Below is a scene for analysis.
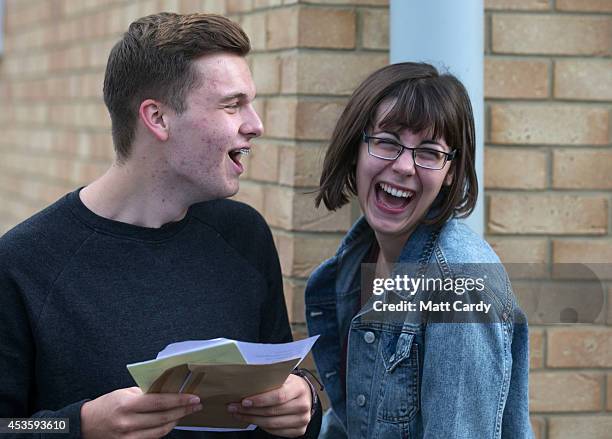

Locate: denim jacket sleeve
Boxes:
[421,321,511,438]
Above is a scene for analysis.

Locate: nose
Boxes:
[240,104,264,139]
[391,148,416,176]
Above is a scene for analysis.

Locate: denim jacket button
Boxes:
[356,394,366,406]
[363,331,375,344]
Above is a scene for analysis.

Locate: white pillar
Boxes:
[390,0,484,235]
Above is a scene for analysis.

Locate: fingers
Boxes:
[231,412,310,438]
[240,374,305,408]
[129,392,201,413]
[128,403,203,431]
[228,376,313,438]
[227,397,309,417]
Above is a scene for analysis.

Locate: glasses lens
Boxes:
[415,144,446,169]
[368,137,401,159]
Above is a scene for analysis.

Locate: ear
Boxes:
[139,99,169,142]
[443,164,454,186]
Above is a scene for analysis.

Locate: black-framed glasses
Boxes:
[363,132,457,170]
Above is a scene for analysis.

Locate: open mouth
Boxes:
[375,182,415,211]
[228,147,250,172]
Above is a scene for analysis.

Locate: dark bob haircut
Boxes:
[315,62,478,228]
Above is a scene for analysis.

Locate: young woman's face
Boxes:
[356,100,454,244]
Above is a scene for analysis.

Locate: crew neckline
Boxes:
[66,188,191,241]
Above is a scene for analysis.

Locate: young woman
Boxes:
[305,63,532,438]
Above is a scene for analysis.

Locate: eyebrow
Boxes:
[219,92,250,103]
[372,129,444,147]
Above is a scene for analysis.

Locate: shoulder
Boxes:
[0,194,94,294]
[189,199,277,274]
[190,198,271,240]
[437,219,501,264]
[436,219,516,317]
[1,195,87,260]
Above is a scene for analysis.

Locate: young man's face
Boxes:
[163,53,263,201]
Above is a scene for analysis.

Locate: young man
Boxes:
[0,13,320,439]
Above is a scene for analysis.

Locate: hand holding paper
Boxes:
[126,336,320,432]
[80,387,202,439]
[227,373,313,438]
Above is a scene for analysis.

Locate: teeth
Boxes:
[379,183,413,199]
[238,148,250,155]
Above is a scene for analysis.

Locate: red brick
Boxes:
[485,58,549,99]
[492,14,612,55]
[264,185,293,229]
[283,277,306,324]
[490,104,610,145]
[609,287,612,326]
[263,186,352,232]
[276,231,341,277]
[254,0,282,8]
[278,142,325,187]
[488,194,608,235]
[198,0,226,14]
[227,0,254,13]
[608,373,612,411]
[530,416,545,439]
[240,12,266,51]
[361,8,388,49]
[249,141,279,183]
[300,0,388,4]
[293,52,388,95]
[292,190,353,232]
[548,416,612,439]
[555,60,612,101]
[296,99,347,141]
[484,147,547,189]
[548,327,612,367]
[556,0,612,12]
[530,371,603,412]
[485,0,549,9]
[553,240,612,264]
[512,279,606,325]
[530,329,545,369]
[299,7,356,49]
[487,237,549,274]
[232,181,265,213]
[251,53,281,94]
[553,150,612,190]
[265,97,297,139]
[266,7,298,50]
[280,53,298,93]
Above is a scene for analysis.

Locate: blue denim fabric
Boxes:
[305,218,533,438]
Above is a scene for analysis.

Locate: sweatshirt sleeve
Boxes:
[0,264,86,438]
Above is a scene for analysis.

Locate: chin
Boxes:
[366,210,420,238]
[223,182,240,199]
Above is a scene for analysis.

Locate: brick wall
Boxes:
[1,1,611,437]
[484,0,612,437]
[226,0,388,332]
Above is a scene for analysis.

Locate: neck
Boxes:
[374,230,412,278]
[80,159,194,228]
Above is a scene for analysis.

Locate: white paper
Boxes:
[157,335,320,432]
[235,336,319,365]
[156,338,234,359]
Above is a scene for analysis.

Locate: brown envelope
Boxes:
[148,358,300,429]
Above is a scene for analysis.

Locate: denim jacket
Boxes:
[305,217,533,438]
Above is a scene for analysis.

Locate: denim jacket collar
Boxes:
[332,216,440,297]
